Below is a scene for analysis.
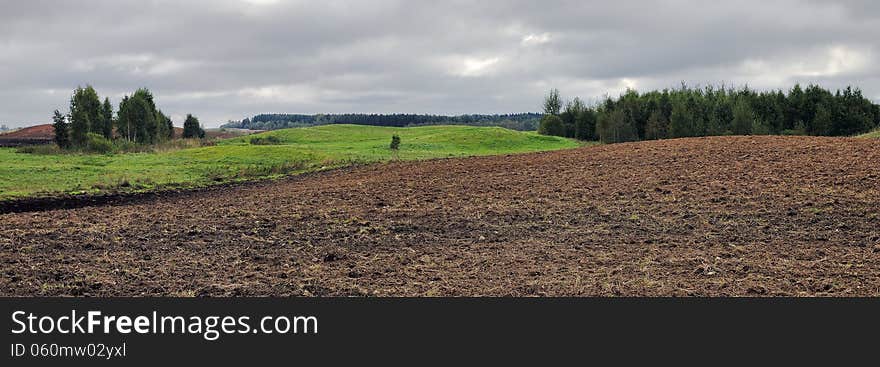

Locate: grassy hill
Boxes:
[858,129,880,138]
[0,124,579,199]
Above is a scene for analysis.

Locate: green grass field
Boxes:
[858,129,880,138]
[0,124,580,200]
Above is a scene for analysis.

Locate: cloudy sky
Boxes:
[1,0,878,127]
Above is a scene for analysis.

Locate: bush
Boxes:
[250,135,282,145]
[16,144,63,155]
[537,115,564,136]
[781,121,807,136]
[85,133,114,154]
[751,119,772,135]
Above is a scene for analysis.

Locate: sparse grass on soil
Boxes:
[0,124,579,199]
[2,135,878,296]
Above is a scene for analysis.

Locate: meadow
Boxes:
[0,124,579,199]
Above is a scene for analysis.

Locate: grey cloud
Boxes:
[0,0,878,127]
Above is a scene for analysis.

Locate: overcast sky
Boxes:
[1,0,878,127]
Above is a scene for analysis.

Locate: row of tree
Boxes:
[53,86,204,149]
[538,84,880,143]
[221,113,544,131]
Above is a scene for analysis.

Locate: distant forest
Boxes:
[221,113,543,131]
[537,84,880,143]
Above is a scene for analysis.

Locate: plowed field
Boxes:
[2,136,879,296]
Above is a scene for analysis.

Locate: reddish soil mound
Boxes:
[2,136,879,296]
[0,124,53,139]
[0,124,54,146]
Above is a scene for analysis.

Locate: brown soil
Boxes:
[0,124,54,146]
[2,136,879,296]
[0,124,53,139]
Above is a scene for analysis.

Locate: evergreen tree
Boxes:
[811,103,832,136]
[537,83,877,143]
[390,135,400,150]
[69,106,90,146]
[669,100,694,138]
[183,114,204,139]
[52,110,70,149]
[732,99,754,135]
[752,119,772,135]
[574,108,597,140]
[155,110,171,142]
[597,109,637,143]
[117,96,133,141]
[165,115,175,139]
[134,97,155,143]
[100,97,113,139]
[645,109,668,140]
[786,84,805,131]
[561,98,586,138]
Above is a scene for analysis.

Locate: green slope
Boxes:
[857,129,880,138]
[0,124,579,199]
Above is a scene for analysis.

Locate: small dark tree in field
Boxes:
[182,114,204,139]
[390,134,401,159]
[52,110,70,149]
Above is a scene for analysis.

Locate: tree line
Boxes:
[52,86,204,150]
[538,84,880,143]
[221,113,543,131]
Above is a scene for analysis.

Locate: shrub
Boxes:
[781,121,807,136]
[537,114,564,136]
[250,135,282,145]
[16,144,63,155]
[85,133,114,154]
[751,119,772,135]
